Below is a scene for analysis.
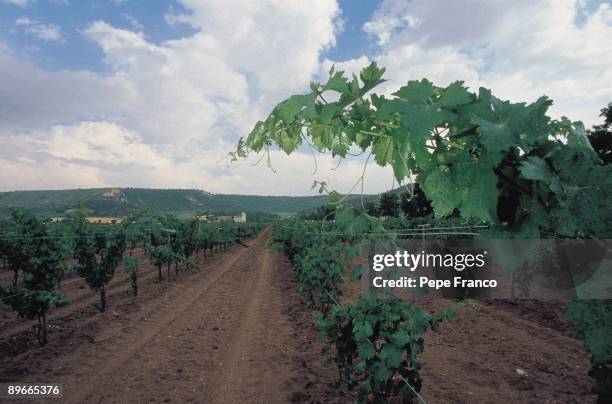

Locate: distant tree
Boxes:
[379,191,399,217]
[299,205,335,221]
[364,201,380,217]
[587,103,611,165]
[400,184,433,218]
[245,211,279,222]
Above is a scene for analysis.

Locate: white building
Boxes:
[209,212,247,223]
[233,212,247,223]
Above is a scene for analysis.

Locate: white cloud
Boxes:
[1,0,358,194]
[354,0,612,126]
[121,13,143,31]
[14,17,63,42]
[14,17,33,25]
[170,0,341,95]
[0,121,394,195]
[0,49,118,132]
[1,0,29,7]
[81,20,249,147]
[2,0,609,195]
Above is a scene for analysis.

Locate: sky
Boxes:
[0,0,610,195]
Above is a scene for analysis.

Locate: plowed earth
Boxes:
[0,229,596,403]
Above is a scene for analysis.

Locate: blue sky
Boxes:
[1,1,198,71]
[0,0,610,195]
[0,0,380,71]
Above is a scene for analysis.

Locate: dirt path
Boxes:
[3,228,341,404]
[61,229,270,403]
[2,229,599,403]
[211,236,285,403]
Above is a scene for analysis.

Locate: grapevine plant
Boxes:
[233,62,610,238]
[272,216,438,403]
[123,256,140,296]
[72,212,127,312]
[0,210,68,344]
[2,211,30,288]
[295,240,344,315]
[146,244,174,281]
[565,300,612,402]
[272,220,346,313]
[235,63,612,401]
[318,295,437,403]
[0,210,263,345]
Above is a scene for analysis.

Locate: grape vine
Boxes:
[237,63,612,402]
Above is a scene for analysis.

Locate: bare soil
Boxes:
[0,230,597,403]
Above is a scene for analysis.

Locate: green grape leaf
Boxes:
[278,131,301,154]
[323,71,350,93]
[455,154,500,222]
[380,345,403,368]
[393,79,435,104]
[359,62,386,93]
[391,147,410,183]
[391,329,411,346]
[245,121,267,151]
[354,320,374,339]
[358,340,376,359]
[436,81,473,107]
[319,103,339,123]
[422,169,460,217]
[274,93,316,122]
[372,136,394,166]
[473,115,517,152]
[371,361,392,382]
[399,104,452,138]
[520,156,552,181]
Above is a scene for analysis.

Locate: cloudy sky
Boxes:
[1,0,610,195]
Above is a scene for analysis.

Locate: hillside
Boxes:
[0,188,340,217]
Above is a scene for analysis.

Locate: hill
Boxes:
[0,188,340,217]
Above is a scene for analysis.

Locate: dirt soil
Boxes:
[0,229,598,403]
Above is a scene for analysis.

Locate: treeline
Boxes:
[0,187,327,217]
[300,184,432,221]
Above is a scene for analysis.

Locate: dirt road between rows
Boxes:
[2,228,595,403]
[3,228,343,404]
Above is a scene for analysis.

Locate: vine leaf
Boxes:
[455,154,500,222]
[322,71,350,93]
[520,156,552,181]
[392,79,435,104]
[423,154,500,221]
[473,116,516,152]
[372,136,393,166]
[274,93,316,122]
[422,169,460,217]
[437,81,473,107]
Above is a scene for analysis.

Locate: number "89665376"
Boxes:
[2,383,62,398]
